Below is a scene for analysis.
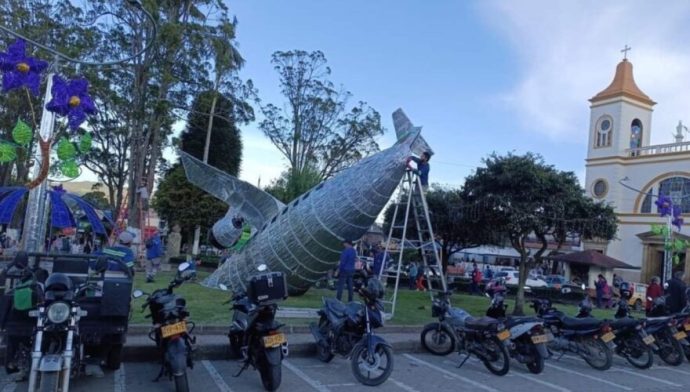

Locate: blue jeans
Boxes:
[336,270,354,302]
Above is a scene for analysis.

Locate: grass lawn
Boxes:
[130,271,632,326]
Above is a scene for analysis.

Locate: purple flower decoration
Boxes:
[655,193,673,217]
[0,39,48,96]
[51,184,65,195]
[46,75,96,131]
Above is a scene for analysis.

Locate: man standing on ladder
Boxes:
[406,151,431,193]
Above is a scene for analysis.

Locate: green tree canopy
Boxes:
[255,50,384,198]
[153,90,245,246]
[461,153,618,315]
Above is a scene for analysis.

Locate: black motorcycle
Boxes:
[485,290,549,374]
[133,262,196,392]
[310,274,394,386]
[645,295,687,366]
[420,291,511,376]
[219,264,288,391]
[577,295,655,369]
[532,298,614,370]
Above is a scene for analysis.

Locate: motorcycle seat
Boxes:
[559,316,601,330]
[506,316,541,328]
[465,317,500,330]
[324,298,348,318]
[610,318,639,330]
[644,316,671,328]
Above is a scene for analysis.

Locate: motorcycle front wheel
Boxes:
[581,338,612,371]
[350,344,394,386]
[39,371,59,392]
[316,316,334,363]
[174,373,189,392]
[258,360,282,391]
[420,323,456,356]
[655,330,683,366]
[479,337,510,376]
[621,336,654,369]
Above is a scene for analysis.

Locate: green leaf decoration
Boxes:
[0,143,17,162]
[673,239,687,252]
[79,132,92,153]
[60,160,80,178]
[57,138,76,160]
[11,119,32,146]
[651,224,664,236]
[673,254,680,265]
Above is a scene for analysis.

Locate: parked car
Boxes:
[494,271,547,288]
[627,282,648,311]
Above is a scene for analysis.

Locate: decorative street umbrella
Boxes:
[0,185,112,236]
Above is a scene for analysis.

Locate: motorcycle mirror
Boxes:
[132,289,144,298]
[218,284,228,291]
[94,256,109,273]
[178,262,191,272]
[581,283,586,290]
[257,264,268,272]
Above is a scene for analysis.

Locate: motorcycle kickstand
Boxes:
[456,353,471,368]
[233,360,251,377]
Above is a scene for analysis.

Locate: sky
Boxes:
[154,0,690,190]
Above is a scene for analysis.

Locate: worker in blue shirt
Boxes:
[335,239,357,302]
[97,231,135,273]
[407,151,431,192]
[372,244,388,279]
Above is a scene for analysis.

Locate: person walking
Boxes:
[470,263,482,295]
[666,271,688,314]
[645,276,663,314]
[335,239,357,302]
[416,264,426,291]
[408,262,418,290]
[595,275,607,308]
[145,231,164,283]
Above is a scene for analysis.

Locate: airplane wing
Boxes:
[180,152,285,229]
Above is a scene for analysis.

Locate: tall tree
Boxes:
[153,90,245,247]
[255,50,384,197]
[461,153,618,315]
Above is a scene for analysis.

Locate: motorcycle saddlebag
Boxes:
[101,279,133,317]
[247,272,288,305]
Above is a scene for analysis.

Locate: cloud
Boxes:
[480,0,690,144]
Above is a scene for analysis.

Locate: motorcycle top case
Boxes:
[247,272,288,305]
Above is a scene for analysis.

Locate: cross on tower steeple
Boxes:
[621,45,631,60]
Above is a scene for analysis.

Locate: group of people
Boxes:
[645,271,688,314]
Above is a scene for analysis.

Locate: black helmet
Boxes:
[619,281,632,299]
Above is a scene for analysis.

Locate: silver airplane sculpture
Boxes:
[181,109,432,294]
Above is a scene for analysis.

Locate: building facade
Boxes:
[584,58,690,284]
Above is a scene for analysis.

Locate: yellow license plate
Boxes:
[161,321,187,338]
[642,335,655,345]
[684,323,690,332]
[601,332,615,343]
[497,330,511,341]
[674,331,688,340]
[263,333,287,348]
[531,334,549,344]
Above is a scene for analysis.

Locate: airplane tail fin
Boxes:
[392,108,433,156]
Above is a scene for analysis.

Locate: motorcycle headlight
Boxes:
[47,302,70,324]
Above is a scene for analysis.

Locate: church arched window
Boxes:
[642,177,690,214]
[630,119,643,156]
[595,116,613,148]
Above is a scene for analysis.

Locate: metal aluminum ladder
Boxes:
[378,169,447,319]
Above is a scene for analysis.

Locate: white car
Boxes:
[494,271,547,288]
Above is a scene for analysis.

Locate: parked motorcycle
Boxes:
[133,262,197,392]
[576,284,655,369]
[219,264,288,391]
[310,273,394,386]
[420,291,511,376]
[645,295,687,366]
[532,298,614,371]
[485,288,550,374]
[26,257,109,392]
